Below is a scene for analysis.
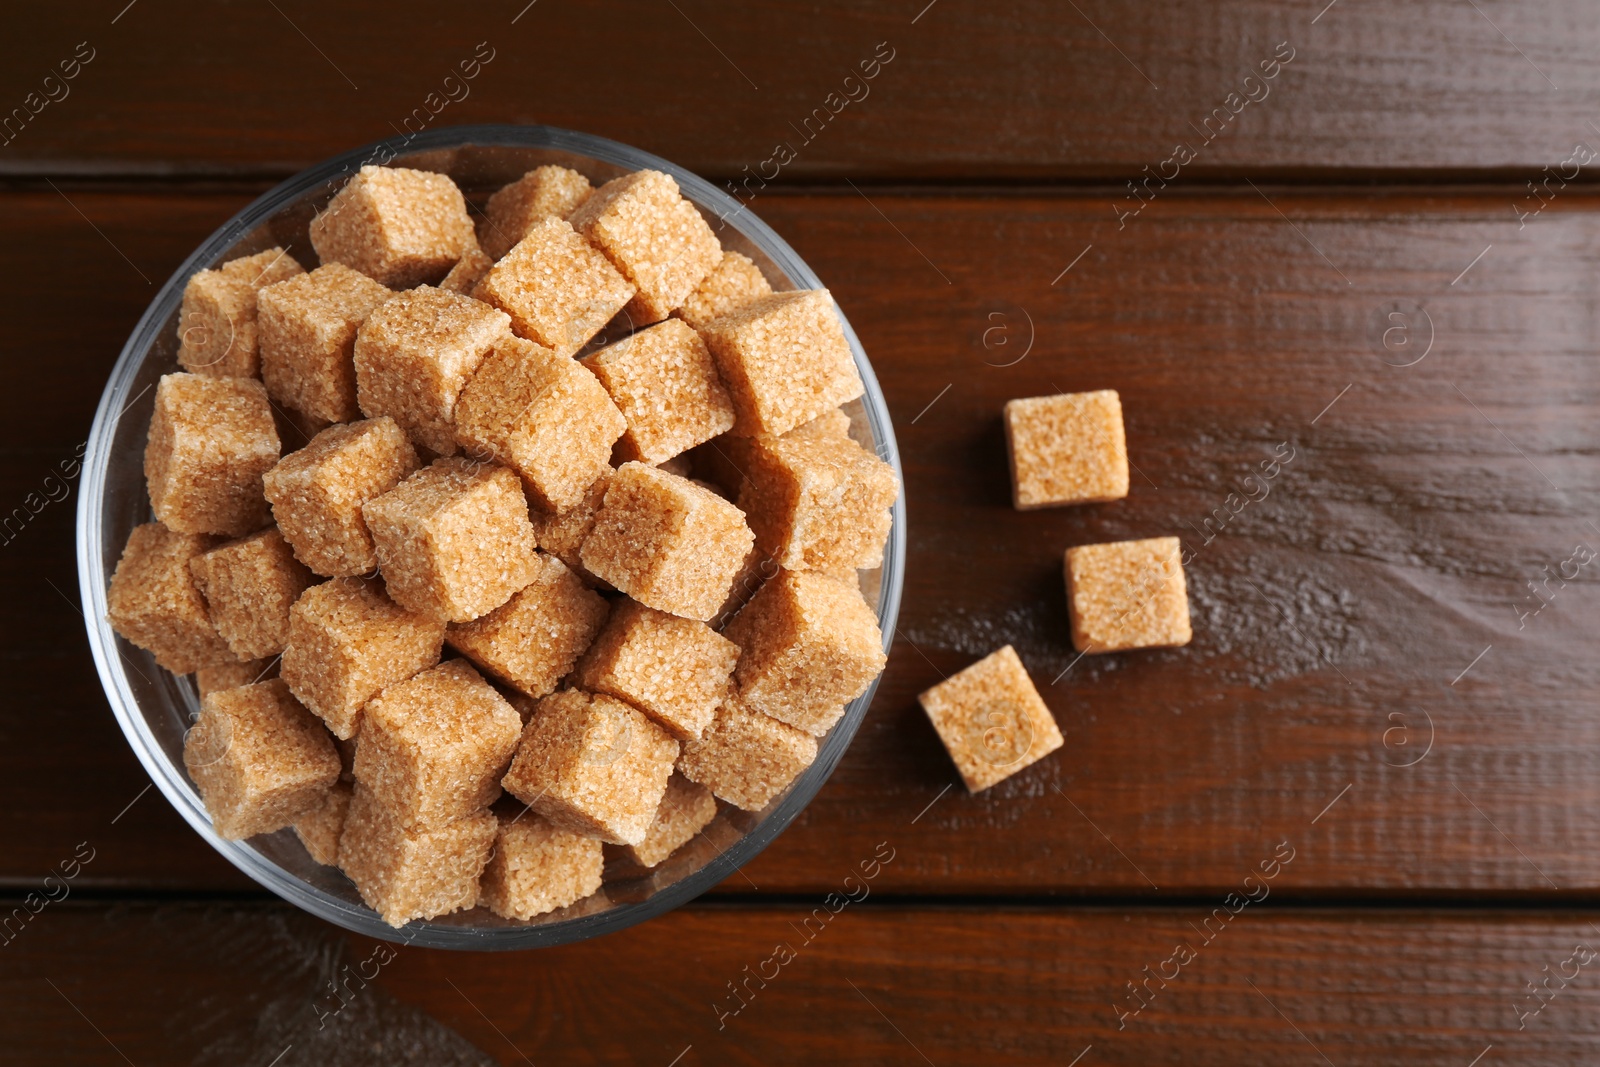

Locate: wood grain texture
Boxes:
[5,901,1600,1064]
[2,188,1594,898]
[2,1,1599,180]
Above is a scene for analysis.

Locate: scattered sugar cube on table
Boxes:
[917,645,1064,793]
[1064,536,1192,653]
[1004,389,1129,510]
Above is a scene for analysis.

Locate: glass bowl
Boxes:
[75,125,905,950]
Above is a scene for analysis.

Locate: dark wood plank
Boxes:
[6,900,1599,1064]
[3,188,1596,896]
[3,1,1600,179]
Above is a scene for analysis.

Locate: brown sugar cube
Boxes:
[675,251,773,330]
[438,246,494,295]
[353,286,511,456]
[353,660,522,829]
[337,783,496,927]
[195,657,277,699]
[700,289,864,438]
[280,577,445,739]
[722,569,886,735]
[362,458,540,623]
[480,165,595,261]
[471,215,635,357]
[527,471,610,586]
[454,336,626,511]
[189,527,317,659]
[177,248,306,379]
[676,695,817,811]
[579,462,754,621]
[580,317,736,465]
[107,522,235,673]
[182,679,340,839]
[263,417,421,577]
[310,165,476,289]
[618,774,717,868]
[1064,536,1192,653]
[501,689,679,845]
[568,169,723,324]
[446,553,610,699]
[738,422,898,574]
[479,810,604,920]
[259,263,394,424]
[1004,389,1129,509]
[691,407,853,498]
[710,545,776,630]
[145,372,280,537]
[294,779,353,865]
[574,599,736,741]
[917,645,1065,793]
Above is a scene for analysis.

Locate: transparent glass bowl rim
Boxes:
[74,124,906,950]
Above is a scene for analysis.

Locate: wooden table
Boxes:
[4,2,1598,1062]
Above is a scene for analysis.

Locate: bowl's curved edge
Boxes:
[76,124,907,950]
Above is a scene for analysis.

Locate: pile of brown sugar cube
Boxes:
[917,389,1192,793]
[107,163,897,928]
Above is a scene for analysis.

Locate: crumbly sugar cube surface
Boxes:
[362,458,540,623]
[353,286,511,455]
[471,215,635,357]
[478,810,604,920]
[177,247,305,379]
[1064,536,1192,653]
[107,523,236,673]
[722,569,886,734]
[437,246,495,295]
[182,679,340,839]
[280,577,444,739]
[620,773,717,867]
[480,165,595,260]
[527,472,610,585]
[579,462,755,621]
[454,336,626,510]
[676,695,817,811]
[353,660,522,829]
[567,170,723,324]
[294,779,353,865]
[259,263,394,424]
[145,372,280,537]
[189,527,316,659]
[738,422,898,574]
[575,599,736,741]
[1004,390,1130,509]
[446,553,609,698]
[917,645,1065,792]
[263,417,421,577]
[195,657,277,699]
[310,165,476,288]
[700,289,864,437]
[501,689,679,845]
[581,318,736,465]
[675,251,773,330]
[337,783,496,927]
